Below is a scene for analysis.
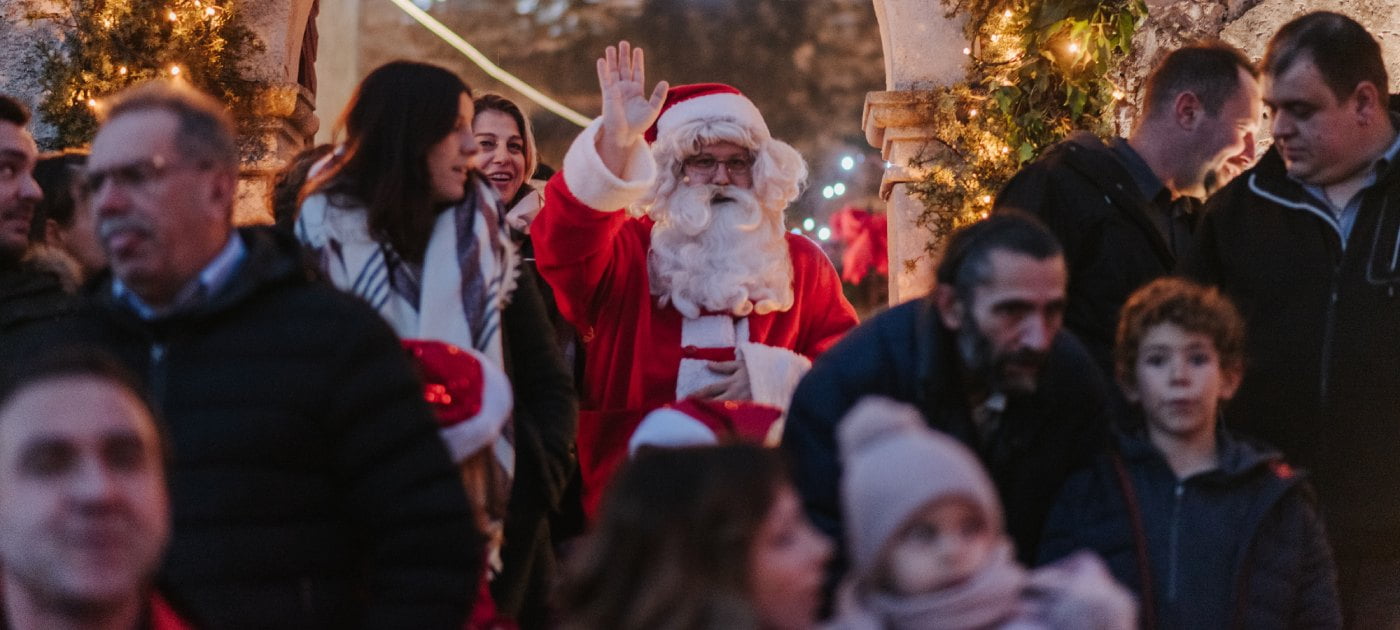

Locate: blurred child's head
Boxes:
[557,444,831,630]
[1116,278,1245,439]
[838,397,1007,596]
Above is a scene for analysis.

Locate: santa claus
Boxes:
[533,41,858,515]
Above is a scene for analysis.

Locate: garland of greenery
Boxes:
[21,0,262,150]
[905,0,1146,255]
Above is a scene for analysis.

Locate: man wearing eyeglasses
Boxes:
[0,95,74,336]
[5,80,481,628]
[531,41,859,516]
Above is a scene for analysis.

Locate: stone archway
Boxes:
[862,1,968,304]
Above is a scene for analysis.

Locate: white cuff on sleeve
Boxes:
[561,118,657,212]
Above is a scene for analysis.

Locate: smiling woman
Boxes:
[472,94,541,231]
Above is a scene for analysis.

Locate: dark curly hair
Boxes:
[1115,277,1246,385]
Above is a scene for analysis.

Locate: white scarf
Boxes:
[295,175,518,364]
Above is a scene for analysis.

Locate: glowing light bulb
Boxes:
[822,186,834,199]
[169,65,181,76]
[1113,90,1125,100]
[168,10,177,21]
[1004,10,1013,18]
[833,183,847,196]
[1068,42,1080,54]
[817,227,832,241]
[963,47,971,56]
[118,66,128,75]
[968,108,979,118]
[840,156,855,171]
[206,7,216,16]
[981,195,993,204]
[86,99,97,108]
[802,217,816,231]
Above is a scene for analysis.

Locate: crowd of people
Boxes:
[0,7,1396,630]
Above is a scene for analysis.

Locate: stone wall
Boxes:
[0,0,59,141]
[1117,0,1400,132]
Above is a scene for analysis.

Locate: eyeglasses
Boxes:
[77,155,212,201]
[682,154,755,177]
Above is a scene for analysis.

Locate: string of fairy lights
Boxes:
[30,0,261,148]
[906,0,1143,250]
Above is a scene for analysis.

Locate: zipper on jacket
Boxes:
[1167,481,1184,604]
[1319,264,1342,406]
[148,342,168,412]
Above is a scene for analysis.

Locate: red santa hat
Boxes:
[628,399,784,456]
[644,83,771,145]
[401,340,513,464]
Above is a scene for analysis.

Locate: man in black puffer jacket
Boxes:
[3,82,479,628]
[996,42,1261,376]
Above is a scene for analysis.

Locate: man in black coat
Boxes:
[5,81,480,628]
[995,42,1261,375]
[0,95,75,335]
[784,213,1112,582]
[1185,12,1400,624]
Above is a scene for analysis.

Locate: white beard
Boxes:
[647,183,795,319]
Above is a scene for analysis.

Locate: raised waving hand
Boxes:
[595,40,668,177]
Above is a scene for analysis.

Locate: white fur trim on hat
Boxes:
[628,408,720,456]
[562,117,657,212]
[656,92,770,143]
[437,348,515,463]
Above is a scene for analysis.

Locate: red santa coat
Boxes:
[533,120,858,515]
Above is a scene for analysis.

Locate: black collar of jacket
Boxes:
[89,226,308,329]
[1112,420,1297,486]
[1056,132,1176,268]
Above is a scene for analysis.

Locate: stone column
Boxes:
[863,0,969,304]
[233,0,320,225]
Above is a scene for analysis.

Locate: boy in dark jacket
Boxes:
[1039,277,1340,629]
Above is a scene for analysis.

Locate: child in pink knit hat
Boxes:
[826,396,1135,630]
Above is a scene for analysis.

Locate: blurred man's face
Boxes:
[0,376,169,610]
[1265,57,1379,186]
[86,109,232,306]
[0,121,41,262]
[942,250,1068,395]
